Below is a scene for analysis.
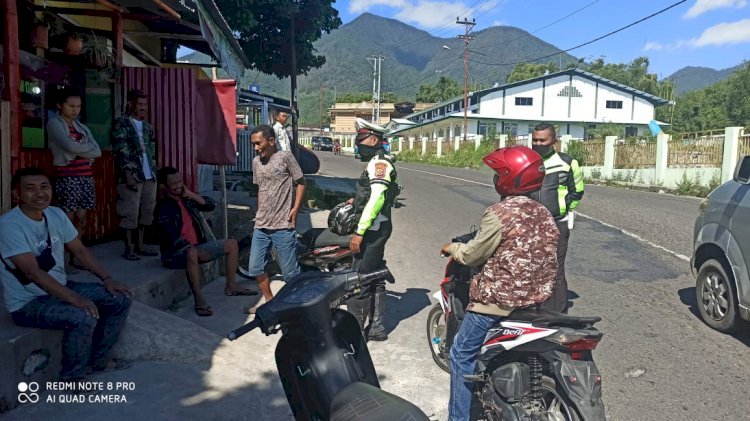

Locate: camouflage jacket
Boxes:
[111,115,157,184]
[448,195,559,312]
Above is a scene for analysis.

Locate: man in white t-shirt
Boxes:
[112,89,158,261]
[272,111,291,152]
[0,167,133,382]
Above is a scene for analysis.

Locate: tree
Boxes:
[415,76,463,102]
[216,0,342,78]
[506,62,558,83]
[336,92,400,103]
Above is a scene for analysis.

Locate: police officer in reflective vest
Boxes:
[529,123,584,313]
[346,118,399,341]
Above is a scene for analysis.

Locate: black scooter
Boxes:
[228,269,429,421]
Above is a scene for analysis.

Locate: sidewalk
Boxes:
[2,185,339,420]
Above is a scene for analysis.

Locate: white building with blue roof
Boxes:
[390,68,670,142]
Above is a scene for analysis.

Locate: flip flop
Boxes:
[121,251,140,261]
[89,358,134,374]
[225,289,259,297]
[244,298,266,315]
[195,305,213,317]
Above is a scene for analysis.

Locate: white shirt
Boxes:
[273,121,291,152]
[131,118,154,180]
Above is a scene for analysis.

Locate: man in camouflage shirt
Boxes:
[441,146,559,421]
[112,89,158,261]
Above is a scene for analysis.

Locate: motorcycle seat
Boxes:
[330,382,430,421]
[301,228,351,249]
[508,309,601,327]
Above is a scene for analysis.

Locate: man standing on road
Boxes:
[272,111,291,152]
[112,89,158,261]
[345,118,399,342]
[245,125,306,314]
[441,146,559,420]
[529,123,584,313]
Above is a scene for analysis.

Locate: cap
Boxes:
[355,117,387,138]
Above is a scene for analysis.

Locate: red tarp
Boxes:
[195,79,237,165]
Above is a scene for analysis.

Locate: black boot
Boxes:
[367,288,388,341]
[346,297,370,331]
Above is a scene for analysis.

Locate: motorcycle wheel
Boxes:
[426,303,450,373]
[236,241,279,279]
[538,376,581,421]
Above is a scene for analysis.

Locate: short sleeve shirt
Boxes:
[252,151,304,229]
[0,207,78,312]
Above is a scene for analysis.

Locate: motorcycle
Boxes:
[427,232,606,420]
[333,142,342,155]
[237,223,354,279]
[228,268,429,421]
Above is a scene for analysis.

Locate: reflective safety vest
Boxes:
[530,151,584,220]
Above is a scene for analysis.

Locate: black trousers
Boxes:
[539,220,570,313]
[352,220,392,293]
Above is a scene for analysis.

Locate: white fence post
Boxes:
[654,132,670,185]
[398,136,403,152]
[454,135,460,152]
[421,136,427,155]
[499,134,507,148]
[409,137,414,151]
[721,127,743,182]
[560,135,571,153]
[437,137,443,157]
[603,136,617,178]
[474,135,481,150]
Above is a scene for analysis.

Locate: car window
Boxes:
[736,156,750,183]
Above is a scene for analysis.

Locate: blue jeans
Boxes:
[11,281,132,380]
[449,311,502,421]
[248,228,300,279]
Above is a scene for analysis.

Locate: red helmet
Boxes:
[482,146,545,196]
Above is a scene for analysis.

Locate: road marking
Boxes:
[399,166,692,263]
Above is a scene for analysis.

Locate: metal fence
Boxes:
[614,142,657,169]
[668,130,725,167]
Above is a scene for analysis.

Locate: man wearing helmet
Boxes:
[345,118,400,341]
[440,146,559,420]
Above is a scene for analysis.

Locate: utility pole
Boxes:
[319,84,325,133]
[367,54,385,125]
[457,17,475,143]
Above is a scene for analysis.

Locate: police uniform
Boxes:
[530,149,584,313]
[347,118,399,341]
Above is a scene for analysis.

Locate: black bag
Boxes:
[1,215,56,285]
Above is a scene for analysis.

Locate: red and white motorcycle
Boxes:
[427,231,606,420]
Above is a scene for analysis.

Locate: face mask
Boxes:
[357,143,383,161]
[532,144,553,156]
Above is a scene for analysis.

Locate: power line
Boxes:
[501,0,601,47]
[387,54,464,94]
[468,0,688,68]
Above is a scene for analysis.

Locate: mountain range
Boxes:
[180,13,746,124]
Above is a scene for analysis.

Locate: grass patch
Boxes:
[397,141,498,169]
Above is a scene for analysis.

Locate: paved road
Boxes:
[316,152,750,421]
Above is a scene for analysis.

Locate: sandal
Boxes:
[225,288,259,296]
[194,305,213,317]
[121,250,140,261]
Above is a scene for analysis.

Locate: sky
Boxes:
[334,0,750,78]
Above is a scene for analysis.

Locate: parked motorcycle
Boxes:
[427,231,606,420]
[228,268,429,421]
[237,223,354,279]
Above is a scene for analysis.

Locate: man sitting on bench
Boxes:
[154,167,256,317]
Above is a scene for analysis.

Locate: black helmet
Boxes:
[328,202,358,236]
